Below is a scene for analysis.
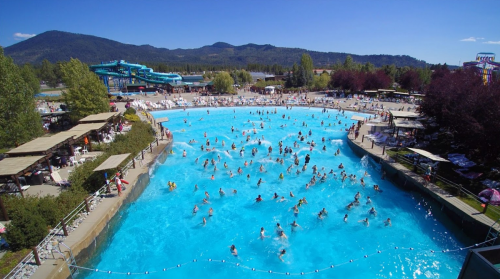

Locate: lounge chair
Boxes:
[366,132,381,139]
[50,172,71,187]
[373,136,388,143]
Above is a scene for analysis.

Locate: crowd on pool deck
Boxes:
[168,107,396,262]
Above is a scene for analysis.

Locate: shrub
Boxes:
[124,107,136,115]
[5,209,47,251]
[69,121,155,192]
[124,114,140,122]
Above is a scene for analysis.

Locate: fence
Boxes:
[4,136,165,279]
[393,153,500,219]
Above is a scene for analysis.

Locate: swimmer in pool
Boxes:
[203,198,210,204]
[257,178,265,187]
[205,191,210,199]
[202,217,207,226]
[290,220,301,229]
[260,227,269,239]
[194,184,198,191]
[317,211,324,219]
[290,191,295,198]
[277,196,287,203]
[273,193,279,199]
[279,249,286,262]
[208,208,213,216]
[359,218,370,227]
[369,207,377,216]
[255,195,263,202]
[193,205,199,214]
[344,214,348,222]
[384,218,392,226]
[230,245,238,256]
[219,188,225,196]
[276,223,283,232]
[279,230,288,240]
[321,208,328,216]
[366,196,372,204]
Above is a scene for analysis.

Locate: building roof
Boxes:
[79,112,118,123]
[7,134,74,156]
[408,148,449,162]
[389,110,420,118]
[393,119,425,129]
[182,75,204,82]
[93,153,131,172]
[378,89,396,92]
[69,122,108,132]
[0,156,46,177]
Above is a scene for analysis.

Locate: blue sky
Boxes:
[1,0,499,66]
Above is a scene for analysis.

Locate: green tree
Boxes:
[343,55,356,71]
[0,48,44,147]
[40,59,58,88]
[300,53,314,86]
[20,64,41,95]
[361,62,375,73]
[313,72,331,90]
[213,72,234,94]
[238,70,253,84]
[61,58,109,122]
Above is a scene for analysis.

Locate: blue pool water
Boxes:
[83,107,467,279]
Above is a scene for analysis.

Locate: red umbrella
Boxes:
[479,188,500,205]
[109,102,116,106]
[138,87,145,90]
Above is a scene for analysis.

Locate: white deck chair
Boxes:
[69,156,80,166]
[50,172,71,187]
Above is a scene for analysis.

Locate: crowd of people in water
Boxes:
[172,107,392,262]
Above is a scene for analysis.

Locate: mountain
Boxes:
[4,30,428,68]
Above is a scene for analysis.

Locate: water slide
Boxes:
[90,60,182,85]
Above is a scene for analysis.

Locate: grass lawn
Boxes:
[0,249,31,278]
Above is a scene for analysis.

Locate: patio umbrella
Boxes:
[478,188,500,205]
[109,102,116,106]
[138,86,145,90]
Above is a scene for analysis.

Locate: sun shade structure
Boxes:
[408,148,449,162]
[79,112,119,123]
[393,119,425,129]
[93,153,131,171]
[69,122,108,132]
[6,134,74,156]
[351,115,365,121]
[0,156,47,177]
[155,117,169,123]
[389,110,420,118]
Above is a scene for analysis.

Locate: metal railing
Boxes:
[4,136,165,279]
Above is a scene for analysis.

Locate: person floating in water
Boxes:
[230,244,238,256]
[344,214,348,222]
[369,207,377,216]
[358,217,369,227]
[279,249,286,262]
[384,218,392,227]
[255,195,263,202]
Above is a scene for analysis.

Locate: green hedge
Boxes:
[3,121,155,251]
